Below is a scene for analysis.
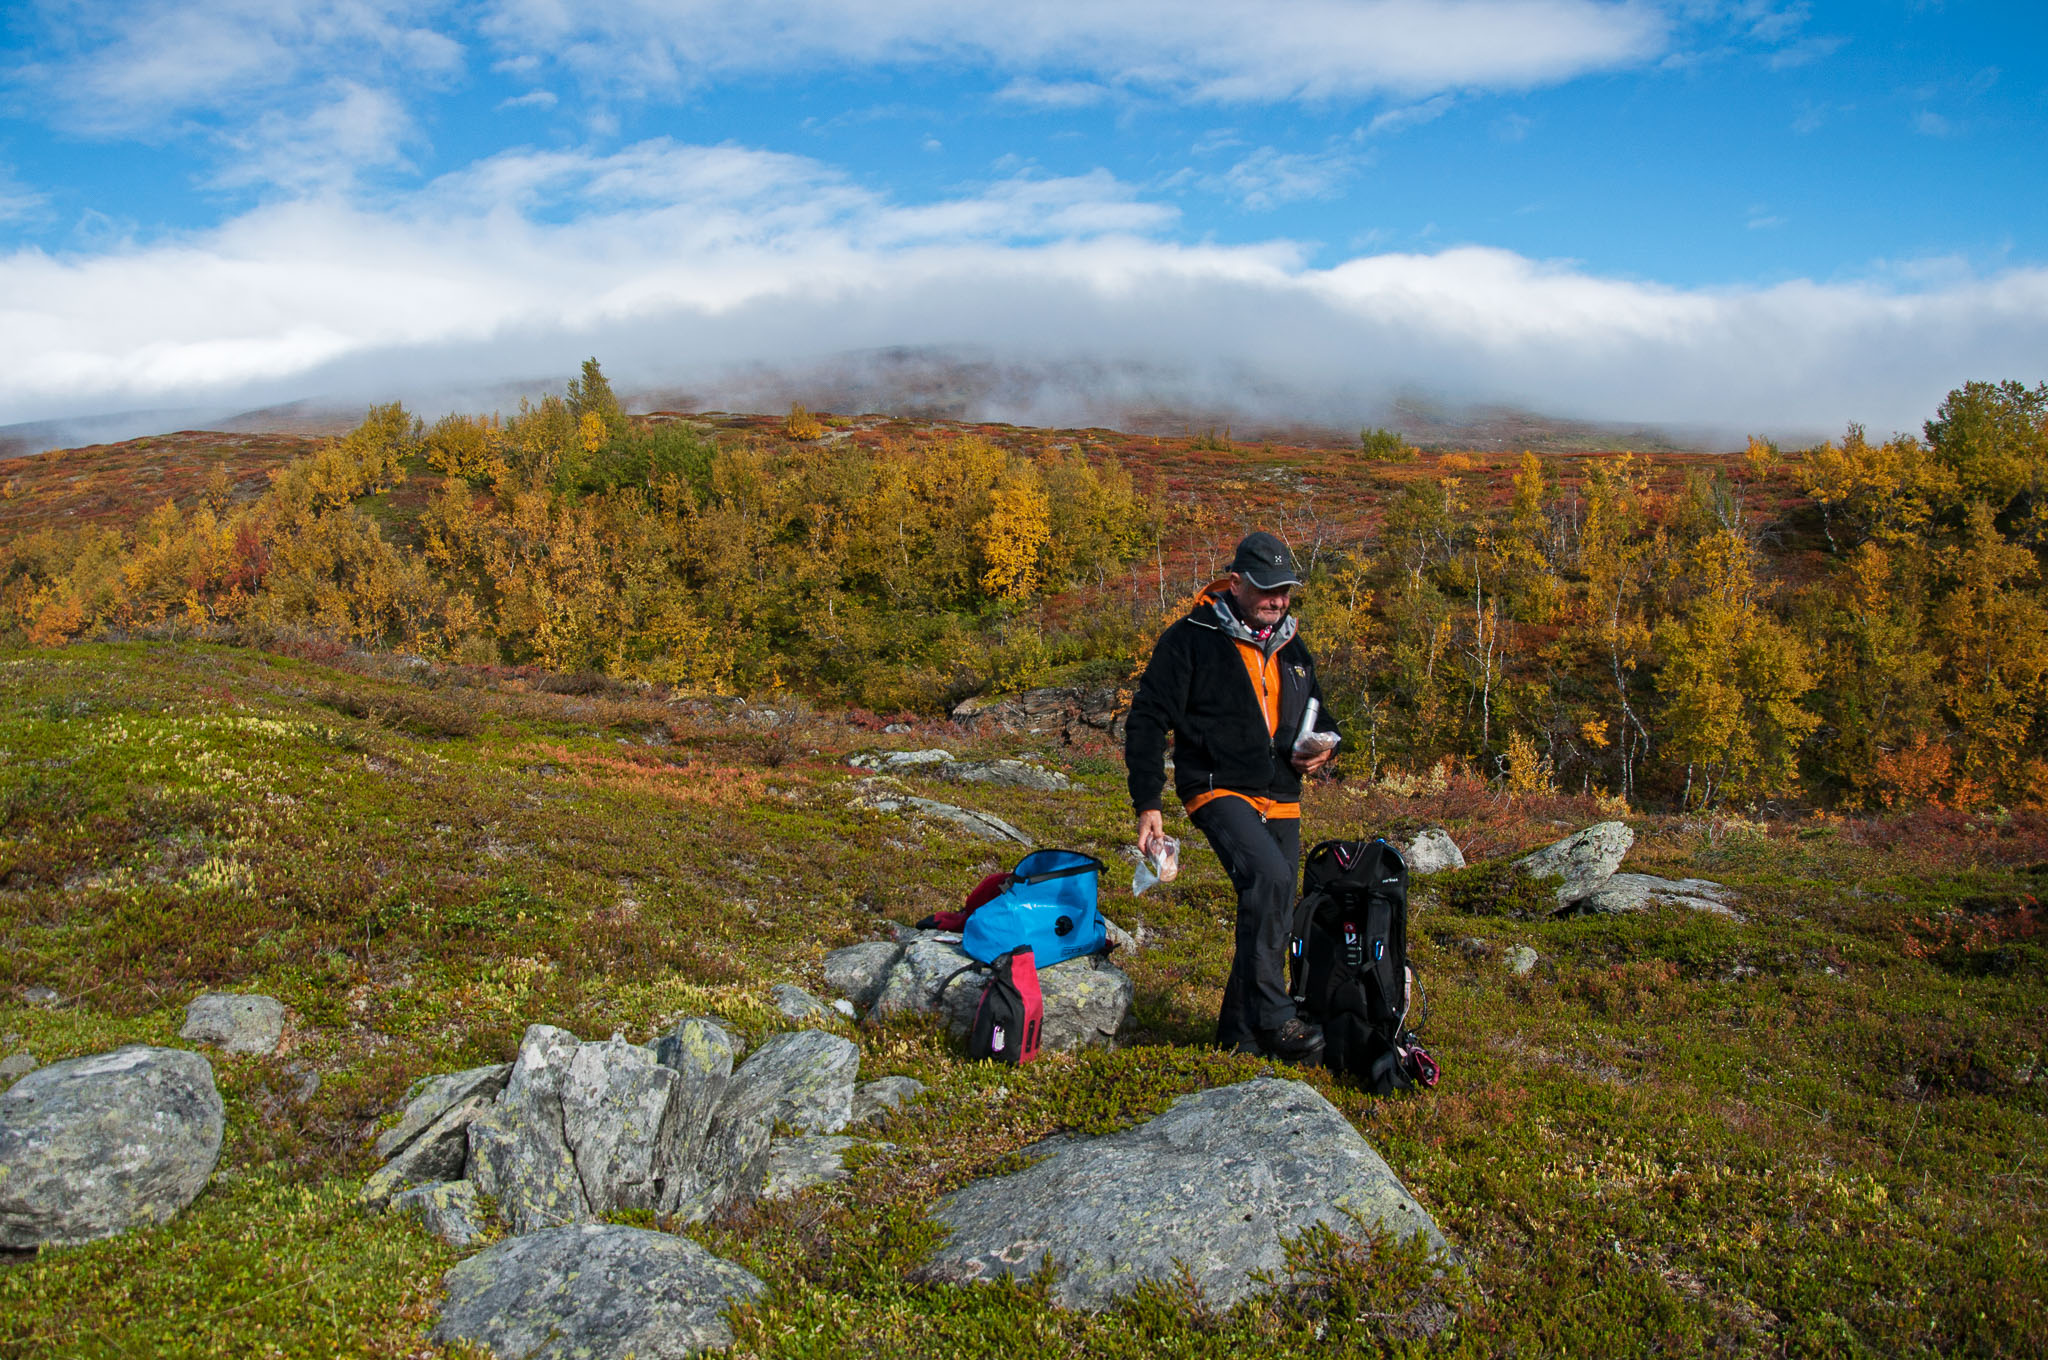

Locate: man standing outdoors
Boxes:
[1126,531,1340,1062]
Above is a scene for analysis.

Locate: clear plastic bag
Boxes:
[1131,836,1181,896]
[1292,696,1340,760]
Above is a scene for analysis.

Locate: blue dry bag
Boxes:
[960,849,1107,967]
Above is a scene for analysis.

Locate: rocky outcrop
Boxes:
[0,1045,224,1248]
[179,993,286,1055]
[1572,873,1741,919]
[848,779,1032,844]
[1516,821,1634,909]
[433,1224,765,1359]
[950,685,1125,742]
[1404,828,1466,876]
[772,984,832,1022]
[936,760,1072,791]
[369,1021,863,1237]
[923,1077,1447,1310]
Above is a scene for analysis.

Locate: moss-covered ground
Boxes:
[1,642,2042,1357]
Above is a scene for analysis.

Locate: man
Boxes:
[1125,531,1340,1062]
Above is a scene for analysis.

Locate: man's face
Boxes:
[1229,574,1293,627]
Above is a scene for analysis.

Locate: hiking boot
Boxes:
[1257,1017,1325,1065]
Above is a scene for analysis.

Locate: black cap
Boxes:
[1227,531,1302,589]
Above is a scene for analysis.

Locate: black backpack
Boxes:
[1289,838,1439,1094]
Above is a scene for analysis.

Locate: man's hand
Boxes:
[1292,747,1335,776]
[1136,808,1165,857]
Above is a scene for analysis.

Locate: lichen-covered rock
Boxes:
[375,1063,511,1160]
[673,1030,860,1222]
[940,954,1132,1054]
[466,1026,590,1234]
[772,984,832,1022]
[1503,945,1539,977]
[0,1045,224,1248]
[851,1076,926,1125]
[866,936,985,1023]
[935,759,1071,791]
[762,1135,863,1200]
[391,1178,488,1247]
[0,1052,35,1084]
[1404,828,1467,876]
[647,1018,735,1214]
[1572,873,1741,919]
[1516,821,1634,908]
[823,941,903,1009]
[179,993,286,1055]
[850,783,1033,844]
[561,1036,688,1214]
[432,1223,764,1359]
[924,1077,1446,1311]
[361,1089,498,1208]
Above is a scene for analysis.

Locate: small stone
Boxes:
[831,999,857,1019]
[1503,945,1539,977]
[432,1224,765,1358]
[22,987,61,1009]
[180,993,286,1055]
[1404,828,1466,876]
[882,723,912,733]
[0,1046,224,1248]
[851,1076,925,1125]
[1458,938,1490,959]
[0,1053,35,1083]
[761,1135,863,1200]
[391,1179,488,1247]
[772,984,831,1022]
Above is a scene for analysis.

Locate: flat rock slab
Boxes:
[0,1045,224,1248]
[1516,821,1634,908]
[850,781,1032,845]
[180,993,286,1055]
[376,1062,511,1160]
[823,941,904,1010]
[1571,873,1741,919]
[433,1223,765,1359]
[935,759,1071,791]
[924,1076,1446,1311]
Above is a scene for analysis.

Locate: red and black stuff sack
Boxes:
[916,871,1011,933]
[966,946,1043,1065]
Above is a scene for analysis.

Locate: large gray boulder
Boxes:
[0,1045,224,1248]
[179,993,285,1055]
[375,1062,510,1160]
[648,1018,736,1209]
[867,935,984,1023]
[939,955,1133,1054]
[560,1036,690,1214]
[823,941,903,1010]
[924,1077,1446,1310]
[1572,873,1741,919]
[674,1030,859,1222]
[1516,821,1634,908]
[466,1026,591,1234]
[1403,828,1466,876]
[433,1223,765,1359]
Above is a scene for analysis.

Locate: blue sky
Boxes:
[1,1,2044,437]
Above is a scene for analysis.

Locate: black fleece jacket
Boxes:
[1125,591,1340,814]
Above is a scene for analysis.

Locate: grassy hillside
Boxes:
[2,641,2042,1356]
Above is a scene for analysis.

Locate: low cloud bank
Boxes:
[4,140,2043,443]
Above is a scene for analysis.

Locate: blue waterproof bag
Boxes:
[960,849,1107,967]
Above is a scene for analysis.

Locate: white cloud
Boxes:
[213,81,421,191]
[0,166,48,223]
[1364,94,1456,137]
[994,78,1113,109]
[1208,147,1359,211]
[2,135,2042,441]
[496,89,558,110]
[474,0,1670,103]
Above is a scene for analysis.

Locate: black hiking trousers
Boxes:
[1191,796,1302,1049]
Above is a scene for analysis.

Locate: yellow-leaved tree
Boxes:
[979,468,1051,602]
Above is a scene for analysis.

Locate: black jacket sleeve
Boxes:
[1125,623,1191,814]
